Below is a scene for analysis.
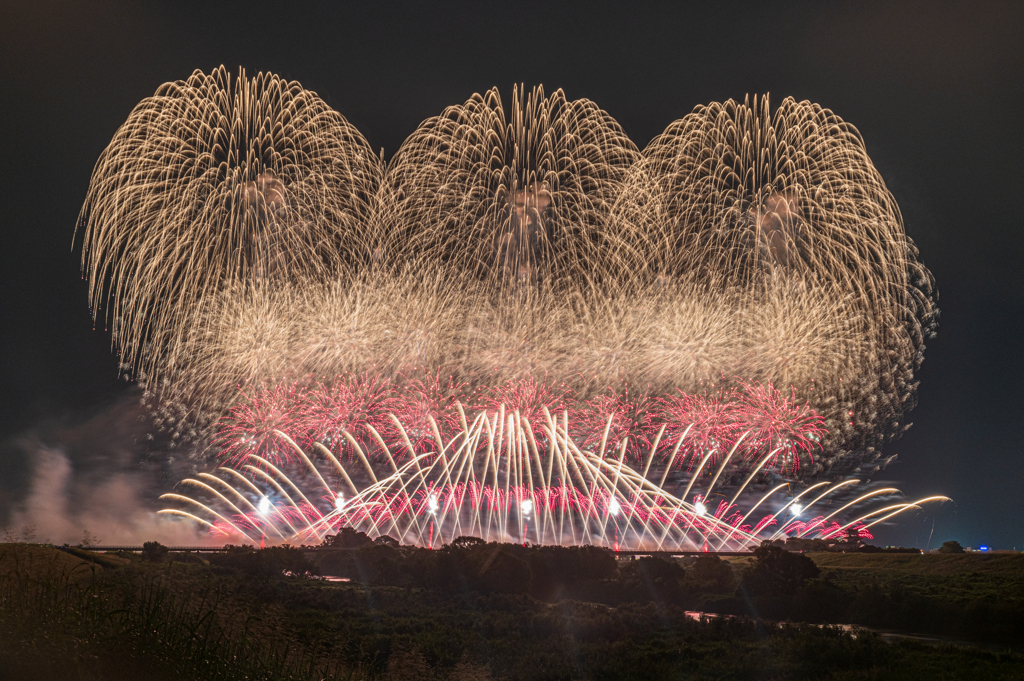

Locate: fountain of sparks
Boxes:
[159,405,949,549]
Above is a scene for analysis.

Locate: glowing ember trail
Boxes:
[160,403,948,549]
[75,70,946,544]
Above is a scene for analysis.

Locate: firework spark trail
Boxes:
[116,83,878,461]
[610,94,938,463]
[159,410,947,549]
[379,85,640,292]
[158,269,870,460]
[77,69,938,490]
[78,66,384,410]
[214,379,829,473]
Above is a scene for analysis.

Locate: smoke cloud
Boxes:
[1,394,207,545]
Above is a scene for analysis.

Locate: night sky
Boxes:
[1,1,1021,549]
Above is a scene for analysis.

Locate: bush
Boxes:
[790,578,850,623]
[323,527,373,548]
[619,556,686,604]
[210,545,321,579]
[938,540,965,554]
[351,543,405,585]
[742,545,821,598]
[686,554,735,594]
[437,543,532,594]
[141,541,169,562]
[524,545,616,600]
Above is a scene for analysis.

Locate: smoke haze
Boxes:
[0,395,206,545]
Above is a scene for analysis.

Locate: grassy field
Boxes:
[808,552,1024,603]
[809,552,1024,578]
[2,544,1023,680]
[0,542,103,582]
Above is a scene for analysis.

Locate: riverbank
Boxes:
[3,543,1024,680]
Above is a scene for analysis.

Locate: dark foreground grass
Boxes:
[809,552,1024,574]
[0,547,361,681]
[803,552,1024,642]
[1,545,1023,681]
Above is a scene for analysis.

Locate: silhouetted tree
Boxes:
[450,535,486,549]
[475,546,531,594]
[524,545,617,599]
[938,540,965,554]
[142,541,169,561]
[80,529,99,547]
[322,527,372,548]
[352,543,404,585]
[742,545,821,597]
[621,556,686,603]
[687,554,735,593]
[211,544,320,579]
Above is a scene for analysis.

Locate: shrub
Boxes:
[141,541,169,562]
[210,545,321,579]
[742,545,821,598]
[620,556,686,604]
[687,554,735,593]
[524,545,617,599]
[322,527,373,548]
[437,543,532,594]
[351,543,404,585]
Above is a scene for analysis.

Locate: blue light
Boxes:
[979,545,989,552]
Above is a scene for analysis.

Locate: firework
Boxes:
[474,376,575,437]
[610,95,937,462]
[574,385,657,460]
[733,381,827,473]
[379,85,639,291]
[212,379,831,473]
[78,73,937,479]
[381,370,467,456]
[78,66,384,393]
[215,382,303,467]
[657,387,739,470]
[160,408,948,549]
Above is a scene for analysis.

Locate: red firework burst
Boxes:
[382,369,467,456]
[292,373,396,457]
[475,376,577,441]
[654,387,742,468]
[575,385,656,460]
[733,381,826,472]
[215,382,303,466]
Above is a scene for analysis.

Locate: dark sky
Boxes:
[1,1,1021,549]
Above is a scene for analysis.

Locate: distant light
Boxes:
[979,545,989,552]
[258,496,271,515]
[335,493,345,511]
[695,502,707,517]
[790,503,803,517]
[428,494,439,514]
[609,498,621,516]
[521,499,533,516]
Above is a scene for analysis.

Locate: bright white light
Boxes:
[609,498,621,516]
[520,498,533,516]
[694,501,707,517]
[790,503,803,517]
[335,493,345,511]
[258,496,271,515]
[428,494,439,514]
